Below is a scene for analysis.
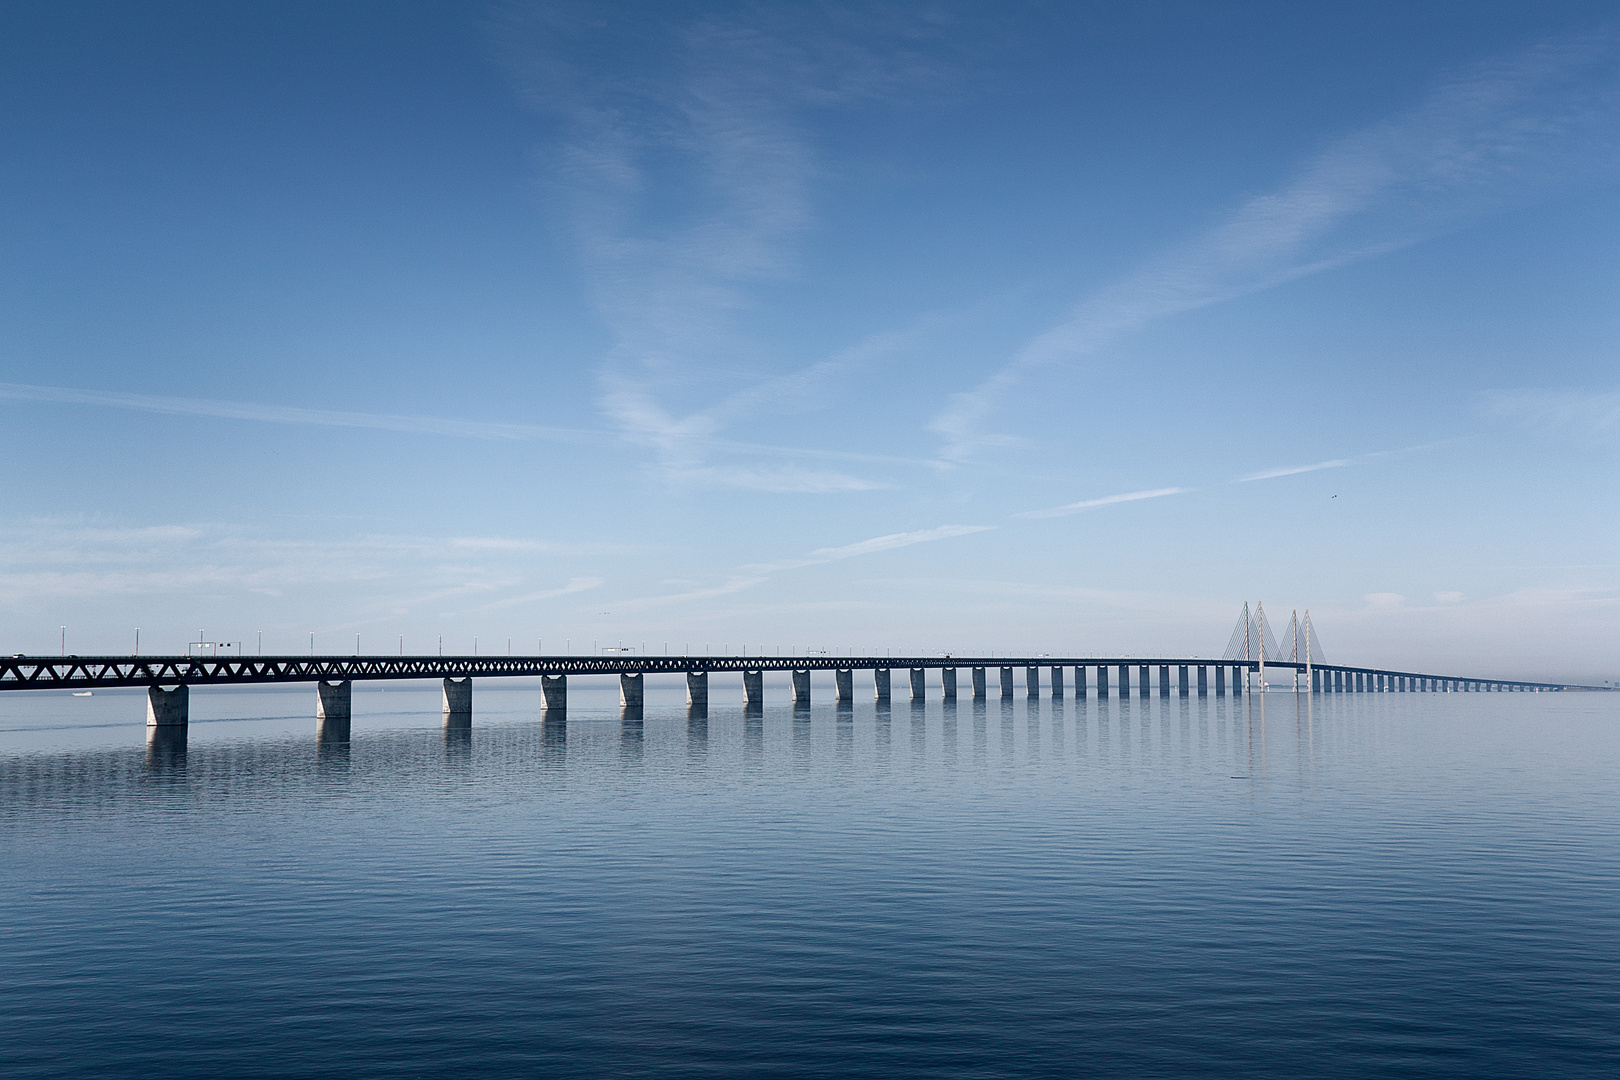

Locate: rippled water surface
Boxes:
[3,680,1617,1078]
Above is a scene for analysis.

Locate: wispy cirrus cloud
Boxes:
[1480,388,1620,437]
[1236,441,1449,482]
[1015,487,1188,519]
[0,380,932,479]
[497,5,952,493]
[0,382,599,444]
[1237,459,1350,482]
[931,29,1620,462]
[0,518,618,612]
[620,523,993,608]
[1019,441,1444,518]
[474,576,604,611]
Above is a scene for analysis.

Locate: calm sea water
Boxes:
[2,678,1617,1078]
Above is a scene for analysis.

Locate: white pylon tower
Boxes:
[1288,609,1300,693]
[1242,601,1252,692]
[1304,609,1314,693]
[1257,601,1266,692]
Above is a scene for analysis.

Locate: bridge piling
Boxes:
[910,667,927,703]
[874,668,890,703]
[542,674,567,712]
[319,680,353,740]
[835,668,853,704]
[744,669,763,706]
[1215,665,1225,696]
[792,669,811,707]
[1098,665,1110,698]
[1000,667,1014,699]
[442,677,472,727]
[971,667,986,700]
[686,671,708,707]
[619,672,644,708]
[146,684,188,727]
[941,667,956,702]
[1139,665,1151,698]
[1026,666,1039,698]
[1050,665,1064,698]
[1159,665,1171,698]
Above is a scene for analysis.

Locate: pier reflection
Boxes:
[442,725,472,767]
[144,724,187,772]
[0,691,1473,822]
[541,716,566,768]
[687,712,708,759]
[619,713,643,762]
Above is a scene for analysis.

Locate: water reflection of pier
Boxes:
[0,692,1435,818]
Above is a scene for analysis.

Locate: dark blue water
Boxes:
[3,680,1617,1078]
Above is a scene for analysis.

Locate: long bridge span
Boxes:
[0,653,1594,737]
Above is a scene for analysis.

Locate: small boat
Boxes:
[73,691,92,697]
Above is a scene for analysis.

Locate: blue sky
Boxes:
[2,1,1616,680]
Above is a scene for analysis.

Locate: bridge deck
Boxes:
[0,655,1583,692]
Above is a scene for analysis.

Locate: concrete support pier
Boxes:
[1000,667,1014,699]
[686,671,708,707]
[971,667,987,700]
[835,668,853,704]
[1097,665,1109,697]
[1179,665,1190,697]
[874,668,890,703]
[541,674,567,712]
[792,669,811,707]
[1026,666,1039,698]
[146,684,188,727]
[1231,665,1244,696]
[1118,664,1130,696]
[941,667,956,702]
[1215,665,1225,696]
[743,669,764,706]
[1075,665,1087,699]
[910,667,927,703]
[1159,666,1171,698]
[442,677,472,728]
[619,672,644,708]
[1050,666,1064,698]
[1196,666,1207,697]
[1139,665,1151,698]
[319,680,353,740]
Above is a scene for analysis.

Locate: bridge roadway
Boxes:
[0,652,1580,694]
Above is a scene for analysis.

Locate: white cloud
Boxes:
[930,30,1620,462]
[1015,487,1187,520]
[499,7,948,493]
[0,382,597,444]
[474,576,605,611]
[622,523,992,607]
[1238,459,1350,482]
[1479,388,1620,437]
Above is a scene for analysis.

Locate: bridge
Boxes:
[0,651,1590,742]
